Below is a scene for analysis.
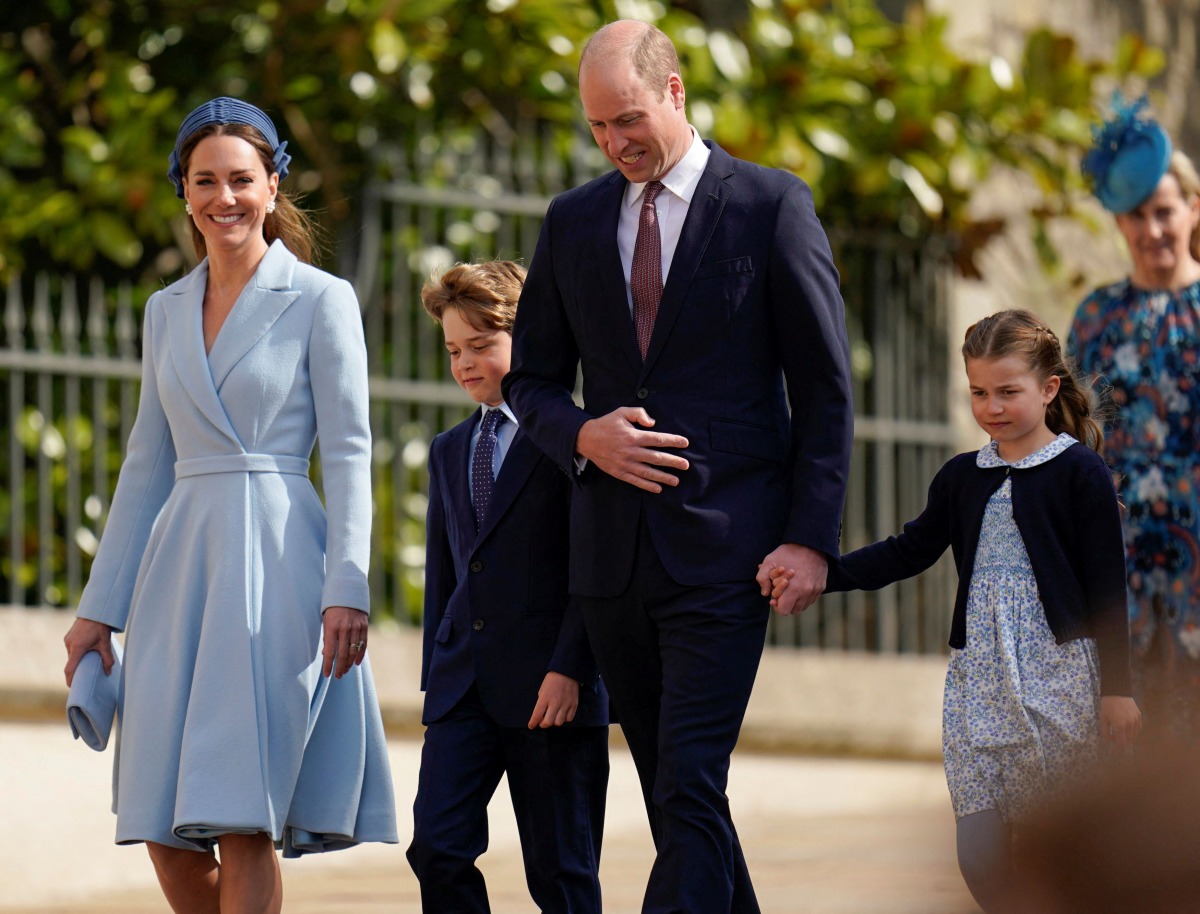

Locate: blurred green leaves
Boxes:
[0,0,1164,283]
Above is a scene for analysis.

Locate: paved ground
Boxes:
[1,721,975,913]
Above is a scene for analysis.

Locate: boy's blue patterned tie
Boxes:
[471,408,507,531]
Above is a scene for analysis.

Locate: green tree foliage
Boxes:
[0,0,1164,282]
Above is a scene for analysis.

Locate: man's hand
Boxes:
[575,407,689,493]
[756,544,827,616]
[528,672,580,729]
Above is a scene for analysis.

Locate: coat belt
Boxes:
[174,454,311,479]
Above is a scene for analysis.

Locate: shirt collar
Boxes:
[975,433,1077,469]
[624,127,710,209]
[479,401,518,427]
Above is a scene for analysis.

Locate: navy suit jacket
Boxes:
[420,410,607,728]
[504,142,854,597]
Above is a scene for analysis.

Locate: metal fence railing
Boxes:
[1,127,957,655]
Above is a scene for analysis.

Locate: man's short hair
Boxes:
[581,21,681,95]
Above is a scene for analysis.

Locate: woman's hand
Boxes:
[1100,695,1142,751]
[322,606,369,679]
[63,618,117,687]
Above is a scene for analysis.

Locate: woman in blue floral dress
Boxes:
[1069,97,1200,746]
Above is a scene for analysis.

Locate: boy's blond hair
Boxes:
[421,261,526,332]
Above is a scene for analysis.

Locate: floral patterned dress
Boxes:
[1069,280,1200,742]
[942,435,1101,823]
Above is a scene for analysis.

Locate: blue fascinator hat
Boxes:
[1082,93,1172,214]
[166,97,292,199]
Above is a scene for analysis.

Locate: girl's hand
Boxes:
[758,563,796,604]
[1100,695,1142,751]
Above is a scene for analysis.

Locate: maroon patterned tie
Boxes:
[632,181,664,360]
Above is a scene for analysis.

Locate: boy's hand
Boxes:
[1100,695,1142,751]
[528,671,580,729]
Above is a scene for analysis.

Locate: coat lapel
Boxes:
[162,262,242,447]
[208,240,302,391]
[590,175,644,375]
[642,143,732,374]
[474,430,539,547]
[444,416,478,549]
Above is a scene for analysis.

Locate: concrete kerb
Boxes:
[1,605,947,760]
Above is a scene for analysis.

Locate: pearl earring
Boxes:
[185,202,193,216]
[266,200,276,214]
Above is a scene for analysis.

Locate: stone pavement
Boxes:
[1,722,973,913]
[0,607,975,913]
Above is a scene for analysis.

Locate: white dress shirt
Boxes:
[618,127,712,315]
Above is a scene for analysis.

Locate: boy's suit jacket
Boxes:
[420,410,608,728]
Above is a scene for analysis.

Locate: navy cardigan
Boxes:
[826,442,1132,696]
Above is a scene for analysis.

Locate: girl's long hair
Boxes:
[962,309,1105,454]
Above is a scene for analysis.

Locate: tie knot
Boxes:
[482,408,507,435]
[643,181,664,206]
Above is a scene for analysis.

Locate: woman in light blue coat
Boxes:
[62,98,397,914]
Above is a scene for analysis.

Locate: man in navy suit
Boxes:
[502,20,854,914]
[408,261,609,913]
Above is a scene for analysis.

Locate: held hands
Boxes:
[575,407,689,493]
[63,617,117,687]
[1100,695,1142,751]
[322,606,369,679]
[756,544,828,616]
[528,671,580,730]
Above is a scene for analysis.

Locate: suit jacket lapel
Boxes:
[162,262,242,447]
[444,416,478,550]
[474,430,539,546]
[591,175,644,375]
[208,240,302,391]
[643,143,732,373]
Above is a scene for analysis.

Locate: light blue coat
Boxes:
[76,240,397,855]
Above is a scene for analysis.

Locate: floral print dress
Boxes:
[942,435,1100,823]
[1069,280,1200,742]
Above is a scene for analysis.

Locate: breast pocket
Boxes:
[690,256,755,318]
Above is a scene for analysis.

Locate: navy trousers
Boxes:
[580,517,770,914]
[407,685,609,913]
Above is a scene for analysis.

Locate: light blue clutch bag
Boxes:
[66,636,122,751]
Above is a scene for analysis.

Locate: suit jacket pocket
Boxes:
[709,418,785,462]
[435,615,453,644]
[693,255,753,280]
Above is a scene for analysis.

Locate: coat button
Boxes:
[469,560,483,572]
[636,387,649,399]
[472,619,485,631]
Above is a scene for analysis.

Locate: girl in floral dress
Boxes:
[771,310,1141,913]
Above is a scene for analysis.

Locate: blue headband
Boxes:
[1082,93,1172,214]
[166,97,292,199]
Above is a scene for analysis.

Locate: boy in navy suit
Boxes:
[407,261,609,913]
